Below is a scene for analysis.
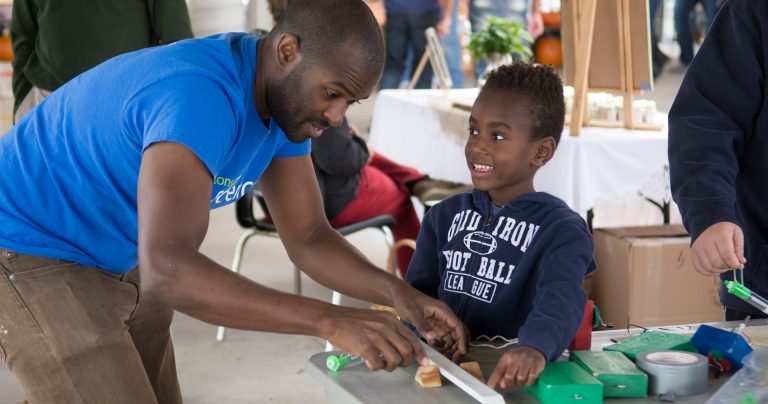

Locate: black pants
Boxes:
[725,307,768,321]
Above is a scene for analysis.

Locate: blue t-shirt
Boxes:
[0,33,310,273]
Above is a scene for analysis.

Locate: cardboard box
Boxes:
[592,225,722,328]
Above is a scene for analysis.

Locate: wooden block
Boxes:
[459,361,485,383]
[415,365,442,388]
[370,304,398,317]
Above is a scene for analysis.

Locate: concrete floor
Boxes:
[0,63,686,403]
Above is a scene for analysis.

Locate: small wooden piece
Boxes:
[415,365,442,388]
[460,361,485,383]
[370,304,398,317]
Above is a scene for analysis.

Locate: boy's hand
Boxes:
[390,283,469,362]
[691,222,747,275]
[487,346,546,389]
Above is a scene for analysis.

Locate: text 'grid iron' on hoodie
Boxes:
[407,189,597,360]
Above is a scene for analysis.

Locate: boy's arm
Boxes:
[487,220,593,388]
[404,206,443,298]
[405,205,469,362]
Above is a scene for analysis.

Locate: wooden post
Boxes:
[570,0,597,137]
[620,0,635,129]
[407,49,430,91]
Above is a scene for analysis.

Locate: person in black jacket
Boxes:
[669,0,768,321]
[313,118,471,276]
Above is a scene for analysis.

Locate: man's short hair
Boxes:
[271,0,384,70]
[483,62,565,144]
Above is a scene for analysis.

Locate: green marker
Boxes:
[326,353,364,372]
[724,280,768,315]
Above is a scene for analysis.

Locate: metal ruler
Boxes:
[421,341,505,404]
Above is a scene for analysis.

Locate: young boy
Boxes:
[406,62,596,389]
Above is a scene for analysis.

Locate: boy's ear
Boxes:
[274,33,303,74]
[532,136,556,167]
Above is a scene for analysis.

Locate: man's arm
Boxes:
[259,153,468,360]
[526,0,543,39]
[10,0,37,112]
[147,0,194,45]
[669,1,764,273]
[138,142,425,371]
[437,0,455,38]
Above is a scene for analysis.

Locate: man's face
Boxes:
[266,47,380,143]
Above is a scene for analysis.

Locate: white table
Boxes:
[369,89,670,214]
[307,320,768,403]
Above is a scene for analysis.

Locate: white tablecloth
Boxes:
[369,89,670,213]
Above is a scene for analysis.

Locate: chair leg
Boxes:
[381,225,395,249]
[324,290,346,352]
[386,239,417,278]
[293,266,302,295]
[325,226,396,351]
[217,230,258,342]
[379,225,399,276]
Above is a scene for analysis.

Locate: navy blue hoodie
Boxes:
[669,0,768,315]
[406,190,596,360]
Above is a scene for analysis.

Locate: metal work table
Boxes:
[307,320,767,403]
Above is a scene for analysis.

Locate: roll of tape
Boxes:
[636,350,708,396]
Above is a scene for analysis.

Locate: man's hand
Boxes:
[436,15,452,38]
[526,11,544,39]
[323,306,428,372]
[390,283,469,362]
[425,316,470,362]
[487,346,546,389]
[691,222,747,275]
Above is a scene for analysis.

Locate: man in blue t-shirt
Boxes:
[0,1,468,402]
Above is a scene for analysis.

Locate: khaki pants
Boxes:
[14,87,50,124]
[0,249,181,403]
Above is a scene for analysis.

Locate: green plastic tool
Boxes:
[571,350,647,398]
[603,331,697,361]
[526,362,603,404]
[326,353,363,372]
[724,280,768,315]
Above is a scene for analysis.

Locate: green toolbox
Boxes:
[570,350,648,398]
[603,331,697,361]
[526,361,603,404]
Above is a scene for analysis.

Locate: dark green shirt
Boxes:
[10,0,193,112]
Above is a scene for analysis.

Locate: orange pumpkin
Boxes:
[534,35,562,67]
[0,36,12,61]
[541,12,561,29]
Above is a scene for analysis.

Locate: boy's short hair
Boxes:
[482,62,565,144]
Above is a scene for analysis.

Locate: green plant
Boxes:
[467,17,533,61]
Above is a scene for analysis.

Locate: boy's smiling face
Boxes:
[465,89,555,207]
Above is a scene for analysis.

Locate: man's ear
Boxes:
[532,136,556,167]
[275,33,303,73]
